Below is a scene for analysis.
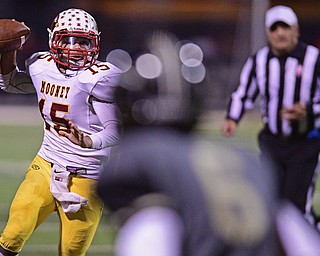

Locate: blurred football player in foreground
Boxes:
[0,8,121,256]
[97,31,283,256]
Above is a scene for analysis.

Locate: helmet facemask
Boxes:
[48,8,100,70]
[50,30,99,69]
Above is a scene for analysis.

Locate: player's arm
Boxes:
[61,64,123,148]
[86,67,122,149]
[0,20,34,93]
[59,98,122,149]
[59,120,94,148]
[0,54,35,94]
[0,50,17,75]
[0,51,34,94]
[88,98,122,149]
[0,19,29,74]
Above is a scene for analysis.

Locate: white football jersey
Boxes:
[1,51,122,179]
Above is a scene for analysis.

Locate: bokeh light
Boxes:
[106,49,132,72]
[179,43,203,67]
[135,53,162,79]
[181,63,206,84]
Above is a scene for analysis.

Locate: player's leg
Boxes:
[0,155,56,255]
[57,175,103,256]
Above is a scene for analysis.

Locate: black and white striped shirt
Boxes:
[227,42,320,137]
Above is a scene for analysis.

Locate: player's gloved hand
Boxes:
[59,120,93,148]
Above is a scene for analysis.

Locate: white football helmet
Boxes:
[48,8,100,69]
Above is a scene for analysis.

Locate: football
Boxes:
[0,19,31,52]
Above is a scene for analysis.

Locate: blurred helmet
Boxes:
[48,8,100,70]
[116,31,205,130]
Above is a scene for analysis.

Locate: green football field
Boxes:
[0,106,261,255]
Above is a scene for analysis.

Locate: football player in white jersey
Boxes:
[0,8,122,256]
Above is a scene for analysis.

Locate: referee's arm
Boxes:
[221,56,258,137]
[309,56,320,128]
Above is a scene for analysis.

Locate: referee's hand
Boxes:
[281,103,306,121]
[221,119,237,137]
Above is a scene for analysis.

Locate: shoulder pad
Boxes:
[26,51,53,76]
[78,62,121,84]
[77,62,121,102]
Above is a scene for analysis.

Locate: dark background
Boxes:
[1,0,320,109]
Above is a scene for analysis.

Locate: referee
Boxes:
[221,5,320,213]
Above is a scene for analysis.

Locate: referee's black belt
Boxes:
[262,127,307,141]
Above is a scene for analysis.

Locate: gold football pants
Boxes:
[0,155,104,256]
